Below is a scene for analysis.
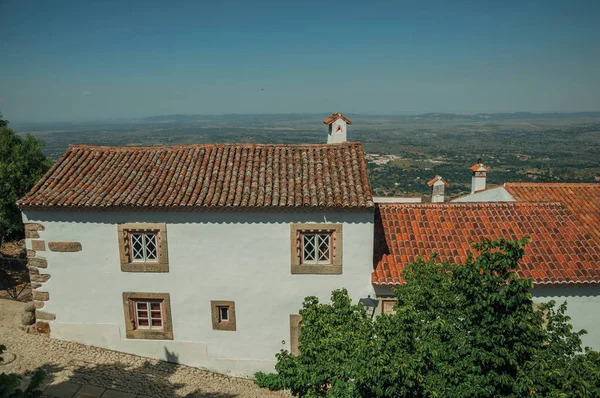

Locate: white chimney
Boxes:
[470,159,489,194]
[323,112,352,143]
[428,175,449,203]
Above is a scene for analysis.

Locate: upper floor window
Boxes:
[291,223,343,275]
[117,223,169,272]
[301,233,332,264]
[130,232,158,262]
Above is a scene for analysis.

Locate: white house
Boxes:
[18,113,377,376]
[17,114,600,376]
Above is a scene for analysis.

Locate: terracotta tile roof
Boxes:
[373,202,600,286]
[18,143,373,210]
[323,112,353,125]
[505,182,600,239]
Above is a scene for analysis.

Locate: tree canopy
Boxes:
[0,123,52,243]
[256,238,600,397]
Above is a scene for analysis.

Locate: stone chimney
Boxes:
[427,175,449,203]
[470,159,489,194]
[323,112,352,143]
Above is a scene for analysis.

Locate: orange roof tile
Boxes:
[373,202,600,286]
[323,112,353,125]
[505,182,600,240]
[18,143,373,210]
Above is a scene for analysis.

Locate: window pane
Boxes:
[136,302,147,310]
[302,234,316,262]
[138,318,149,326]
[317,234,330,262]
[150,302,161,311]
[131,233,145,260]
[219,307,229,321]
[144,234,158,260]
[151,319,163,327]
[151,310,162,319]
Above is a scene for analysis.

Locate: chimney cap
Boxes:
[470,162,489,172]
[323,112,353,125]
[427,175,450,187]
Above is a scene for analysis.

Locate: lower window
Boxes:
[211,300,236,331]
[122,292,173,340]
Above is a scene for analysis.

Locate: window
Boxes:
[211,300,236,331]
[301,233,331,264]
[130,233,158,262]
[122,292,173,340]
[219,306,229,322]
[290,223,343,274]
[133,300,163,329]
[117,223,169,272]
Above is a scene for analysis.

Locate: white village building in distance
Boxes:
[17,113,600,376]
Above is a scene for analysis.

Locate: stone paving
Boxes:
[0,299,286,397]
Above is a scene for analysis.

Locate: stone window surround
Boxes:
[290,223,343,275]
[211,300,236,331]
[122,292,173,340]
[289,314,302,356]
[117,223,169,272]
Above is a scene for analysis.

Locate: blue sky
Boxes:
[1,0,599,122]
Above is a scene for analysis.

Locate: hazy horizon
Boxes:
[2,0,599,123]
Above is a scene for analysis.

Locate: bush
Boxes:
[256,238,600,397]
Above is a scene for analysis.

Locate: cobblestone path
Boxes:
[0,299,285,397]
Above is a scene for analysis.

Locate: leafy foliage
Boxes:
[256,238,600,397]
[0,344,44,398]
[0,126,52,243]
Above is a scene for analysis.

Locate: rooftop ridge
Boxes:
[68,142,364,151]
[504,182,600,187]
[376,201,566,208]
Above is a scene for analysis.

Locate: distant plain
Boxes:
[12,112,600,199]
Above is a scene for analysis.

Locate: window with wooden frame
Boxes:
[290,223,342,274]
[122,292,173,340]
[117,223,169,272]
[211,300,236,331]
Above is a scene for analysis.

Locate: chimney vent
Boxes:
[427,175,449,203]
[470,159,489,194]
[323,112,352,144]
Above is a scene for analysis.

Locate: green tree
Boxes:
[256,238,600,397]
[0,344,43,397]
[0,126,52,243]
[0,113,7,128]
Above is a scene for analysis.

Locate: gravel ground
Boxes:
[0,299,286,397]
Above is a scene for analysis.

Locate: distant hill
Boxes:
[143,112,600,123]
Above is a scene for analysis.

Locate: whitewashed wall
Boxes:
[23,209,374,377]
[532,286,600,350]
[373,285,600,351]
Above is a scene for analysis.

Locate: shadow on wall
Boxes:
[33,348,240,398]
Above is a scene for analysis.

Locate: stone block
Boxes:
[28,257,47,268]
[25,223,45,231]
[31,240,45,251]
[29,321,50,335]
[31,273,51,283]
[33,290,50,301]
[21,311,35,326]
[34,301,45,309]
[27,249,36,258]
[48,242,82,252]
[73,384,106,398]
[44,381,81,398]
[35,310,56,321]
[25,230,40,239]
